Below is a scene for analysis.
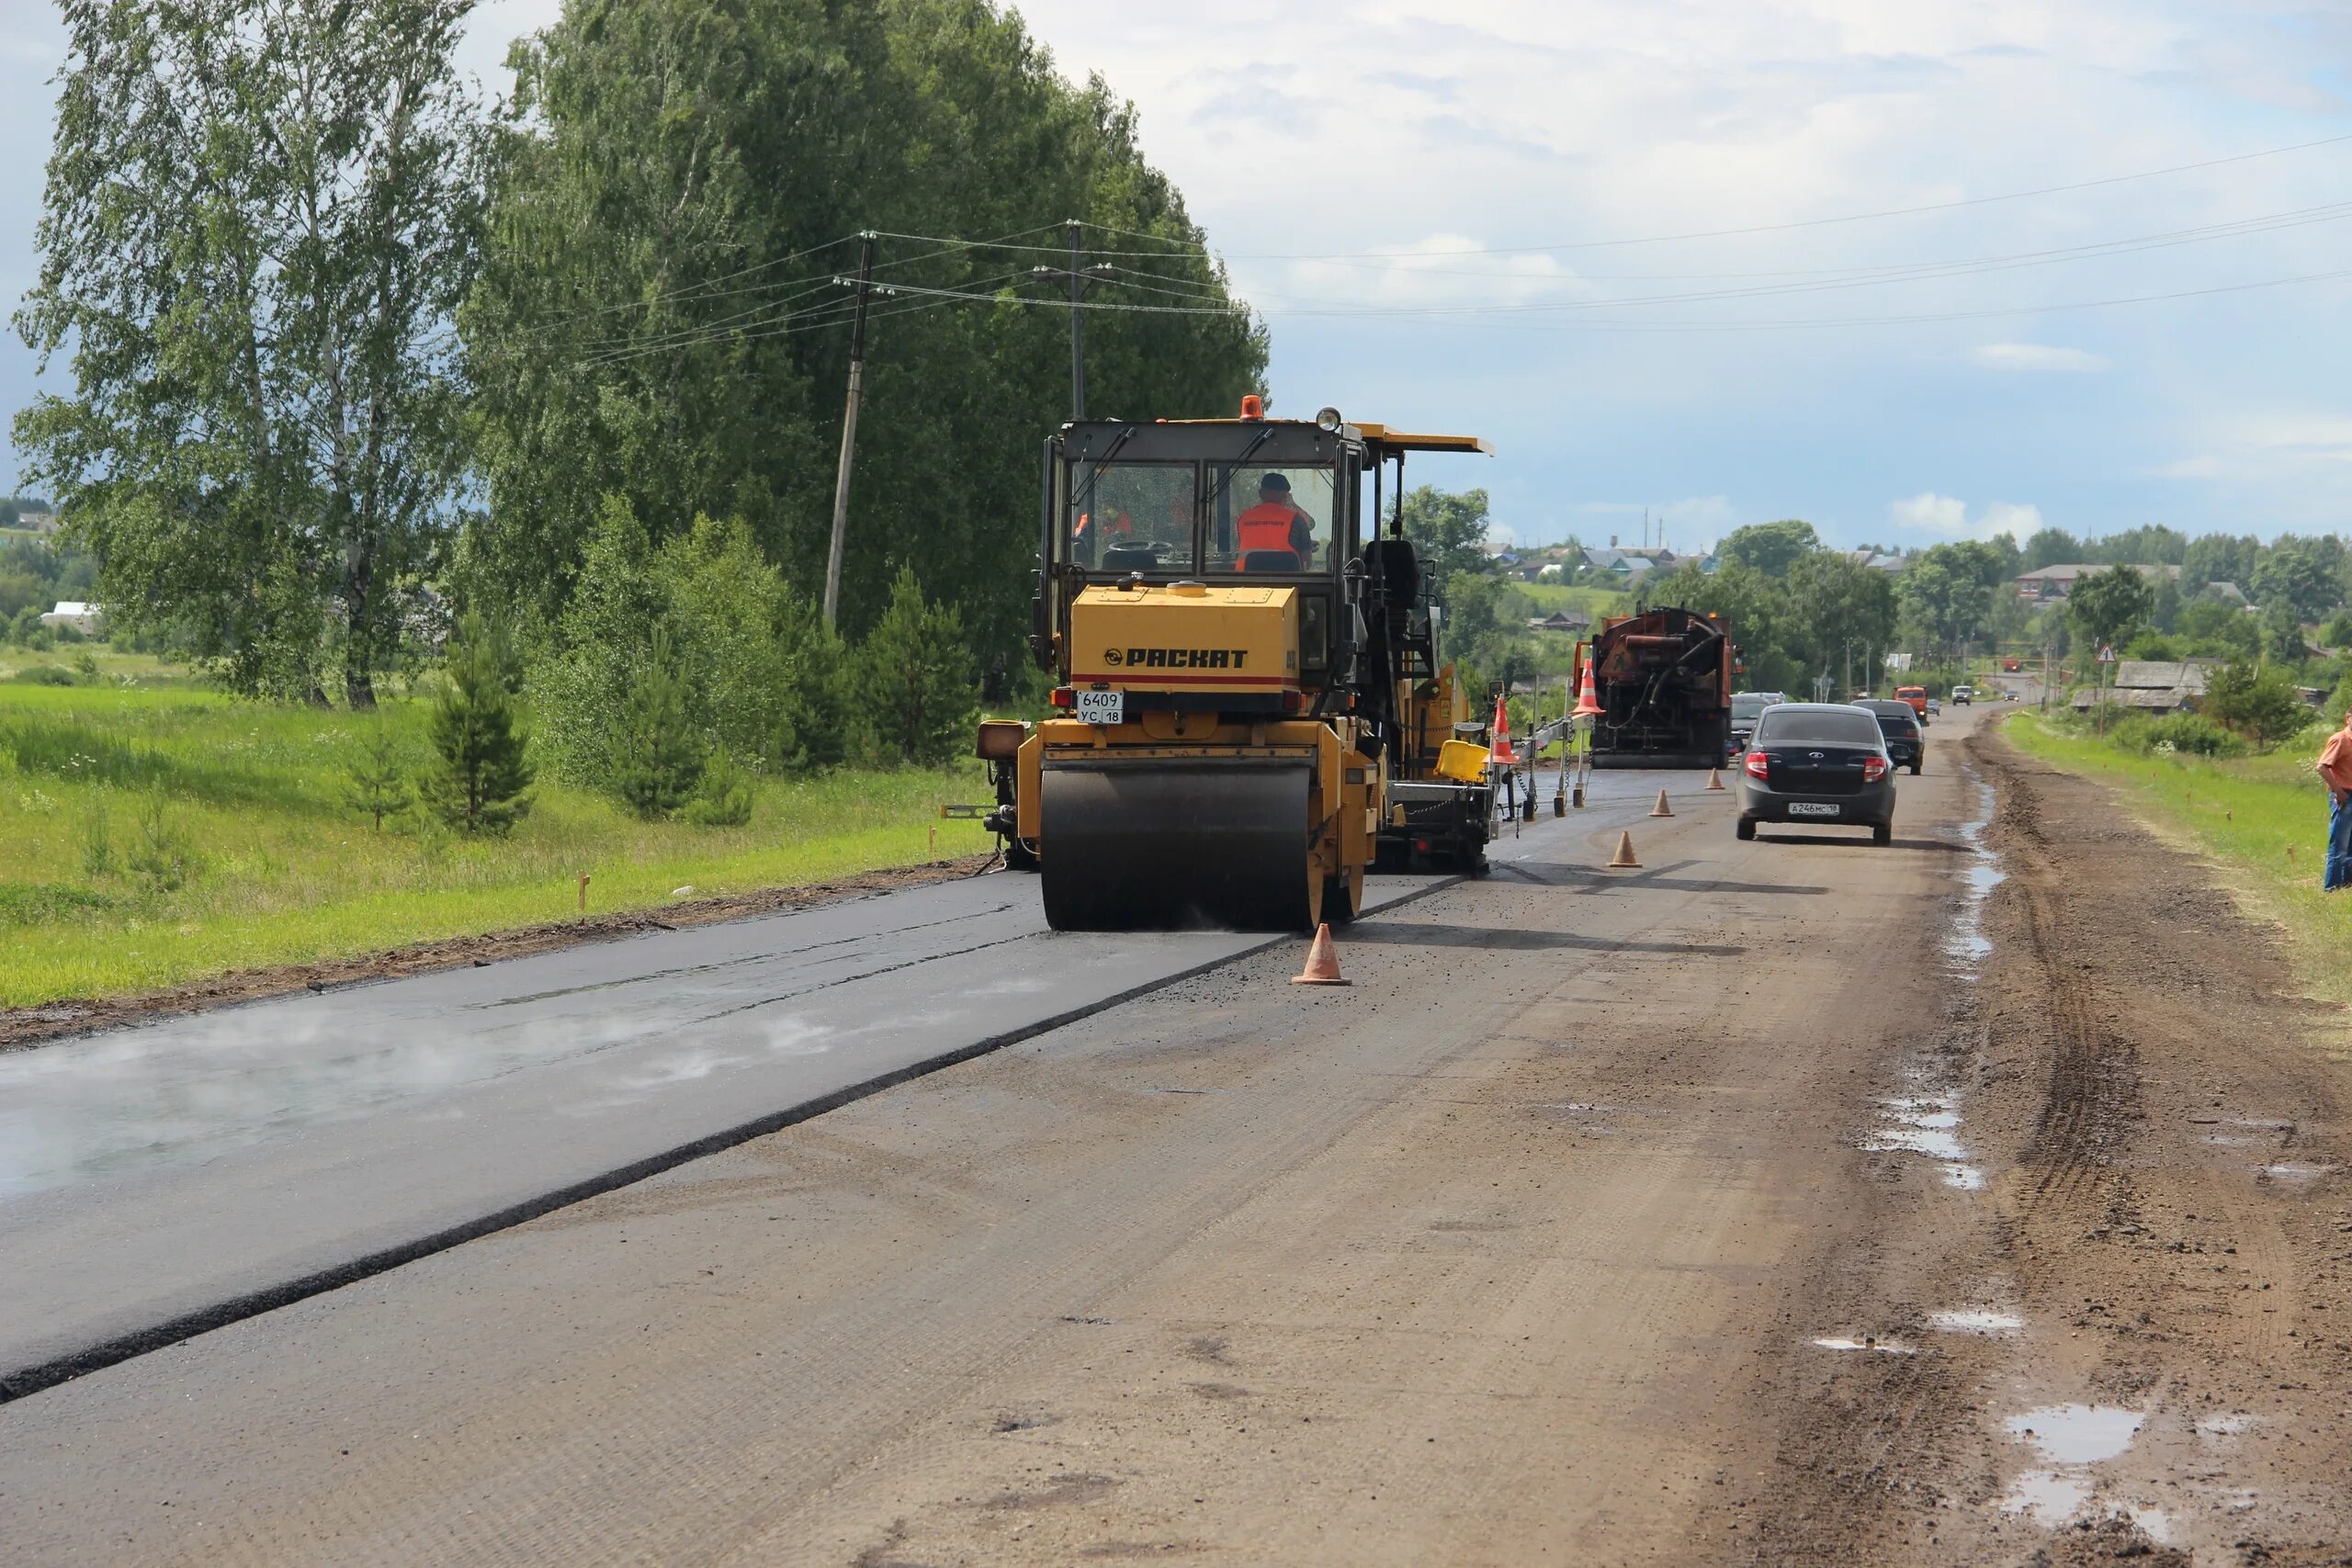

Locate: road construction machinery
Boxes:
[1362,510,1497,874]
[984,401,1489,931]
[1583,607,1736,769]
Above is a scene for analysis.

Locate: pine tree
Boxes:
[857,567,976,766]
[681,745,754,828]
[424,614,534,835]
[344,722,412,831]
[612,627,704,818]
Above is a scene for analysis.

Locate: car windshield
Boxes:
[1755,708,1884,747]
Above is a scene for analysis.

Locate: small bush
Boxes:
[2203,660,2315,750]
[11,664,77,686]
[2109,712,2244,758]
[342,723,412,831]
[0,882,117,924]
[78,796,113,877]
[858,566,977,766]
[127,794,200,891]
[611,628,704,819]
[681,745,754,828]
[424,614,534,835]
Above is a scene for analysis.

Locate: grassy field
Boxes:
[0,682,994,1007]
[1517,581,1632,619]
[2007,710,2352,1002]
[0,644,206,687]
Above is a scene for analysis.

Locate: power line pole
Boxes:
[1030,223,1114,421]
[823,231,876,630]
[1069,219,1085,419]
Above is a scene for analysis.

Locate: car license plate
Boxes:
[1075,690,1125,725]
[1788,802,1841,818]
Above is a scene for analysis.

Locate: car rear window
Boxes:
[1872,713,1919,736]
[1732,694,1771,718]
[1754,708,1884,746]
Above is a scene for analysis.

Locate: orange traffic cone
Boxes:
[1489,695,1519,767]
[1705,767,1725,792]
[1291,923,1351,986]
[1608,830,1641,869]
[1649,789,1674,818]
[1572,657,1602,718]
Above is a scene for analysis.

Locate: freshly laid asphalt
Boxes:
[0,768,1645,1398]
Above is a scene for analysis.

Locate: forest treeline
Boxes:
[13,0,1263,756]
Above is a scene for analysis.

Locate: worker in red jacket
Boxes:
[2316,705,2352,890]
[1072,507,1134,566]
[1235,474,1316,569]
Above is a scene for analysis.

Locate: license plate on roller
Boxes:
[1788,802,1840,818]
[1075,690,1125,725]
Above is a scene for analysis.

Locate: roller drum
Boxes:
[1039,761,1313,931]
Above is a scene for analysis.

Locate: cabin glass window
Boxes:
[1067,461,1197,573]
[1206,462,1336,574]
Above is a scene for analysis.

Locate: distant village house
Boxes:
[2013,562,2181,602]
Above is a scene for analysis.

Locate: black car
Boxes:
[1736,703,1898,844]
[1857,699,1926,774]
[1728,691,1784,757]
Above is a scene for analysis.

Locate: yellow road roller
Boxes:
[981,400,1488,931]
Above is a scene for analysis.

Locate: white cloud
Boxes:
[1280,232,1575,311]
[1889,493,2042,541]
[1978,501,2044,537]
[1969,343,2109,373]
[1890,491,1968,536]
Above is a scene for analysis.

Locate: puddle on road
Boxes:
[1945,779,2005,975]
[1862,1093,1985,1190]
[1927,1308,2023,1335]
[1810,1337,1917,1354]
[2259,1162,2333,1183]
[2007,1404,2144,1464]
[1999,1404,2157,1535]
[2003,1469,2092,1526]
[2197,1412,2256,1437]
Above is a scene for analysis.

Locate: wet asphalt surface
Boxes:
[0,767,1652,1397]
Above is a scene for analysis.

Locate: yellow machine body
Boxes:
[1026,581,1374,931]
[1066,582,1300,694]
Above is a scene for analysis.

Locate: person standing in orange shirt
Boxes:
[2314,708,2352,890]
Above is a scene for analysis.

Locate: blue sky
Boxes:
[3,0,2348,555]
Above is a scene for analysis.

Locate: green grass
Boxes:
[0,643,210,688]
[1517,581,1632,619]
[0,684,994,1006]
[2007,711,2352,1004]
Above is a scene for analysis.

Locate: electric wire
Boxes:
[511,233,861,338]
[570,269,1037,368]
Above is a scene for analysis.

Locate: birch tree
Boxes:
[15,0,485,705]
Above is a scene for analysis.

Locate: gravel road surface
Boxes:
[10,710,2352,1564]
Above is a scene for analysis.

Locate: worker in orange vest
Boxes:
[1072,507,1134,566]
[1234,474,1315,570]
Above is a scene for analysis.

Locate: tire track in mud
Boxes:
[1970,731,2142,1219]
